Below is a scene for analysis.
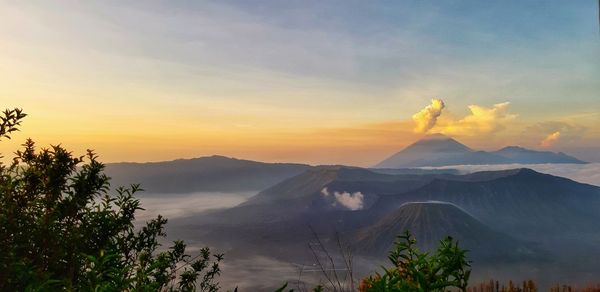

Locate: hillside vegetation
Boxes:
[0,109,222,291]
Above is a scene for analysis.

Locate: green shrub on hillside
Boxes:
[360,231,471,292]
[0,108,222,291]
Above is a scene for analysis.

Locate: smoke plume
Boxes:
[321,187,365,210]
[412,98,445,133]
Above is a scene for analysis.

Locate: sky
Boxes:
[0,0,599,166]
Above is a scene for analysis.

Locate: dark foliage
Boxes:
[360,231,471,292]
[0,108,222,291]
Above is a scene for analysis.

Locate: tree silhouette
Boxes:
[0,108,222,291]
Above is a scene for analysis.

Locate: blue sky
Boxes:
[1,0,598,164]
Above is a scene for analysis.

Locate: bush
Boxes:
[360,231,471,292]
[0,108,222,291]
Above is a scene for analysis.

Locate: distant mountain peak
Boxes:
[408,135,471,151]
[498,146,526,151]
[493,147,586,164]
[374,136,479,168]
[354,200,531,258]
[200,155,239,161]
[515,168,537,174]
[421,133,452,140]
[374,136,586,168]
[105,155,311,193]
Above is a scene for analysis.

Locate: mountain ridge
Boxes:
[105,155,312,193]
[353,201,538,260]
[375,134,585,168]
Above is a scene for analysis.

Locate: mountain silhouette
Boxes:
[354,201,538,260]
[188,167,600,245]
[105,155,311,193]
[374,134,585,168]
[375,168,600,235]
[492,146,586,164]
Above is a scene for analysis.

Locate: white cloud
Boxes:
[437,102,517,136]
[136,191,255,222]
[540,131,561,148]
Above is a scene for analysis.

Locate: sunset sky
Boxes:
[1,1,599,166]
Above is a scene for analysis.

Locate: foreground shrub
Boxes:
[360,231,471,292]
[0,108,222,291]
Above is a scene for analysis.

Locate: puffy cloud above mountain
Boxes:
[523,121,587,148]
[540,131,561,148]
[410,99,516,138]
[437,102,516,136]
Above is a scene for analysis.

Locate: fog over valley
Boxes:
[135,191,257,222]
[422,163,600,187]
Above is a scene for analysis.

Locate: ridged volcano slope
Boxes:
[354,202,536,260]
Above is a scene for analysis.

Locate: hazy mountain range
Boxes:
[374,134,586,168]
[168,166,600,266]
[104,134,586,194]
[105,155,310,193]
[104,137,597,289]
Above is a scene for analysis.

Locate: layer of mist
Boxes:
[422,163,600,186]
[136,191,256,222]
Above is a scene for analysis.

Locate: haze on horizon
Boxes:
[1,0,599,166]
